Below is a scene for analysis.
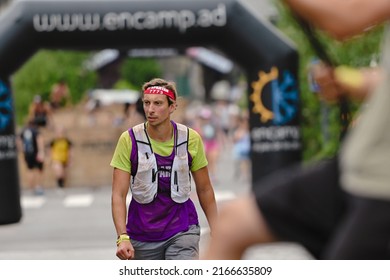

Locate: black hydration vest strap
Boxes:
[294,14,351,140]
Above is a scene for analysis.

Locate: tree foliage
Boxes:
[12,50,97,125]
[274,2,384,160]
[11,50,162,126]
[119,58,162,90]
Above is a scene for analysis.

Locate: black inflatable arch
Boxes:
[0,0,301,224]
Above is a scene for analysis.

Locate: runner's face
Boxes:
[143,94,175,125]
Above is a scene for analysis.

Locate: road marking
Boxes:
[20,189,236,210]
[21,196,46,209]
[214,190,236,202]
[63,194,94,208]
[190,189,237,202]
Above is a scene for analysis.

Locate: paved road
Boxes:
[0,146,313,260]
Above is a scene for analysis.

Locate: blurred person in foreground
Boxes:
[203,0,390,260]
[110,78,217,260]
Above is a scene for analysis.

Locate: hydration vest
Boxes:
[129,122,191,204]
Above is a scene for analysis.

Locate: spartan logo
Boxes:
[250,67,298,125]
[0,80,12,132]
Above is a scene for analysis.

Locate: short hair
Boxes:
[142,78,177,105]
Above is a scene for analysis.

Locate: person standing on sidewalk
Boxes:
[27,94,53,129]
[50,79,71,110]
[49,125,73,190]
[110,78,217,260]
[19,119,46,195]
[193,106,221,184]
[203,0,390,260]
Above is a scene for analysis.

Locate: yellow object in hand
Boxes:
[334,65,364,89]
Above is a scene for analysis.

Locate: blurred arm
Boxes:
[202,196,277,259]
[284,0,390,40]
[192,166,218,234]
[310,62,384,103]
[36,134,45,162]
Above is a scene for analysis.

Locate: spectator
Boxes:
[19,119,45,195]
[27,95,53,129]
[193,106,221,183]
[232,111,251,183]
[49,125,73,190]
[50,79,71,109]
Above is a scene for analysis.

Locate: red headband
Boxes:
[144,86,176,100]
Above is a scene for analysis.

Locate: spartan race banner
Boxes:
[0,0,301,223]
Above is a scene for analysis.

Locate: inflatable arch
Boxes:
[0,0,301,224]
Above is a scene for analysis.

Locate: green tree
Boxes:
[12,50,97,125]
[274,2,383,160]
[119,58,162,90]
